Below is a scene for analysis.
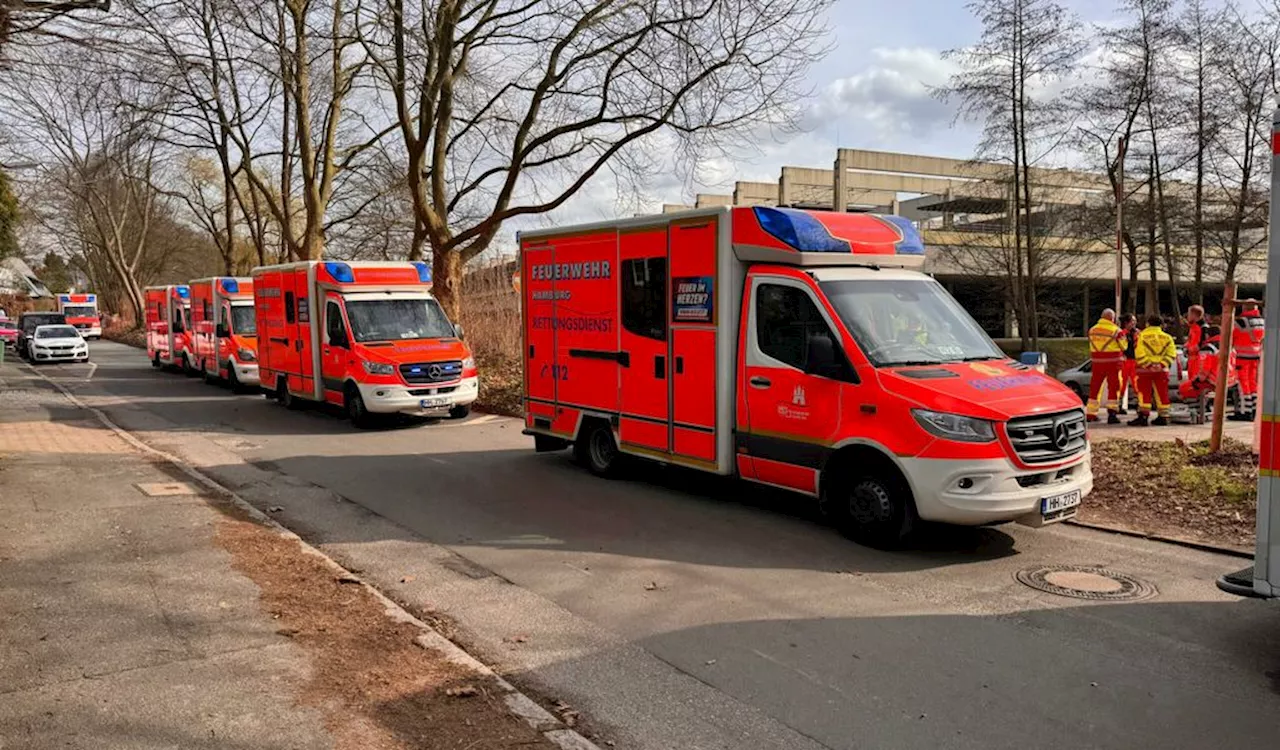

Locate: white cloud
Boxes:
[813,47,962,144]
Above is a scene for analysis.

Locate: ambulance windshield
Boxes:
[62,306,96,317]
[819,278,1003,367]
[230,304,257,336]
[344,297,455,343]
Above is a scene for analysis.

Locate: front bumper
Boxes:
[32,348,89,363]
[228,359,260,386]
[356,376,479,415]
[898,450,1093,526]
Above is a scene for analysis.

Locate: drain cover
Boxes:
[1015,565,1157,601]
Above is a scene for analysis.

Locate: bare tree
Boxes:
[1176,0,1225,303]
[938,0,1084,347]
[354,0,832,317]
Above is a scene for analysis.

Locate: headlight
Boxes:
[362,361,395,375]
[911,409,996,443]
[462,356,475,370]
[237,348,256,362]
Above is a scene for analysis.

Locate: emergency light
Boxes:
[220,278,239,294]
[750,207,927,257]
[412,261,432,283]
[175,286,190,298]
[324,262,356,283]
[754,207,850,253]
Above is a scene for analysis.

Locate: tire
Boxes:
[824,463,917,550]
[345,384,374,428]
[202,360,219,386]
[226,365,247,394]
[151,352,161,369]
[448,405,470,420]
[574,421,622,478]
[181,353,196,378]
[275,376,299,409]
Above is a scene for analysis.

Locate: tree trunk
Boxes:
[432,246,463,321]
[1145,160,1158,314]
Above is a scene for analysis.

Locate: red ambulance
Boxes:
[520,207,1093,546]
[57,293,102,339]
[144,284,192,370]
[253,261,478,426]
[190,276,259,392]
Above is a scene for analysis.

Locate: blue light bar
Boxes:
[220,278,240,294]
[175,286,190,299]
[84,294,96,303]
[324,262,355,283]
[412,261,432,283]
[753,207,849,253]
[58,294,71,303]
[880,215,926,255]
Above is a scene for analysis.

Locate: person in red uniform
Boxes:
[1230,303,1264,421]
[1117,313,1139,414]
[1185,305,1206,379]
[1087,309,1127,423]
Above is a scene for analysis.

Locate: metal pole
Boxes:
[1210,282,1236,454]
[1115,137,1126,314]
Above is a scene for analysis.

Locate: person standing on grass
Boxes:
[1087,308,1127,424]
[1130,313,1177,427]
[1118,313,1139,415]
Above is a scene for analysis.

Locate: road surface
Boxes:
[31,341,1280,750]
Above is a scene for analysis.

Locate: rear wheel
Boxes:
[574,420,622,478]
[202,360,218,386]
[823,460,917,550]
[181,353,196,377]
[276,376,302,410]
[151,352,161,369]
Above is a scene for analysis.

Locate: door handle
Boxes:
[749,376,771,389]
[654,355,665,379]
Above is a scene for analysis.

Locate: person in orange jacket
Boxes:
[1117,313,1139,414]
[1086,309,1127,423]
[1185,305,1206,379]
[1130,314,1177,426]
[1230,303,1264,421]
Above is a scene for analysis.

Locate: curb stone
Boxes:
[1065,519,1254,559]
[25,363,603,750]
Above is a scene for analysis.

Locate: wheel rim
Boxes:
[589,428,615,468]
[849,480,893,525]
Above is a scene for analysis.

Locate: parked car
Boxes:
[27,324,89,364]
[16,311,67,359]
[1056,349,1236,407]
[0,319,18,348]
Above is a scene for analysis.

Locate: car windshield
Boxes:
[36,326,79,339]
[0,321,15,330]
[819,278,1004,367]
[343,297,454,343]
[230,304,257,335]
[62,306,95,317]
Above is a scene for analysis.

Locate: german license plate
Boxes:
[1041,489,1081,515]
[419,397,450,408]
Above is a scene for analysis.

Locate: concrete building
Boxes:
[665,149,1266,337]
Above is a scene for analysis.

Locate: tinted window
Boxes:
[325,301,347,345]
[755,284,841,372]
[621,257,666,341]
[36,326,79,339]
[285,291,295,324]
[22,314,64,332]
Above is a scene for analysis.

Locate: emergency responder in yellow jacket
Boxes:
[1087,309,1128,423]
[1130,314,1177,427]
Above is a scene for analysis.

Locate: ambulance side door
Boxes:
[618,227,669,452]
[741,274,851,495]
[321,294,355,402]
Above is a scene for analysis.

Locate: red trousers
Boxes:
[1120,359,1137,408]
[1238,358,1259,414]
[1087,358,1122,417]
[1136,369,1170,417]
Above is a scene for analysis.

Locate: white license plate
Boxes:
[1041,489,1081,515]
[419,397,451,408]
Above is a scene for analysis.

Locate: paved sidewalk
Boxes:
[0,364,333,748]
[1088,416,1255,444]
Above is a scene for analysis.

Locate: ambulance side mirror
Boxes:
[454,323,465,340]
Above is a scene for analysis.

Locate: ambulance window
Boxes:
[325,301,348,347]
[622,257,667,341]
[285,291,295,324]
[756,283,839,372]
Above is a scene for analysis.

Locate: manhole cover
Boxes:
[1015,565,1157,601]
[135,482,196,497]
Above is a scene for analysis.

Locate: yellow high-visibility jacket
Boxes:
[1136,326,1177,371]
[1088,318,1127,361]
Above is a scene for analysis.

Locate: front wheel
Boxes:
[824,467,916,550]
[181,353,196,378]
[226,364,246,394]
[574,421,622,478]
[345,385,374,428]
[448,405,470,420]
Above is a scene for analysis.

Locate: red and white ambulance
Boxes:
[57,293,101,339]
[144,284,192,370]
[519,207,1093,546]
[253,261,478,425]
[190,276,259,391]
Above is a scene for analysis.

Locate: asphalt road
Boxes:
[33,341,1280,750]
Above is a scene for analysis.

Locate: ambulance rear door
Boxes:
[285,268,317,398]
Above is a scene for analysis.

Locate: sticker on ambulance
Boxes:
[673,276,714,323]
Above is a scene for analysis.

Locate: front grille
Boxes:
[400,360,463,385]
[1006,409,1087,464]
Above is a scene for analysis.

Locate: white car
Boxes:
[29,324,90,364]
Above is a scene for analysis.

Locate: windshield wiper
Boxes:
[884,359,947,367]
[959,355,1002,362]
